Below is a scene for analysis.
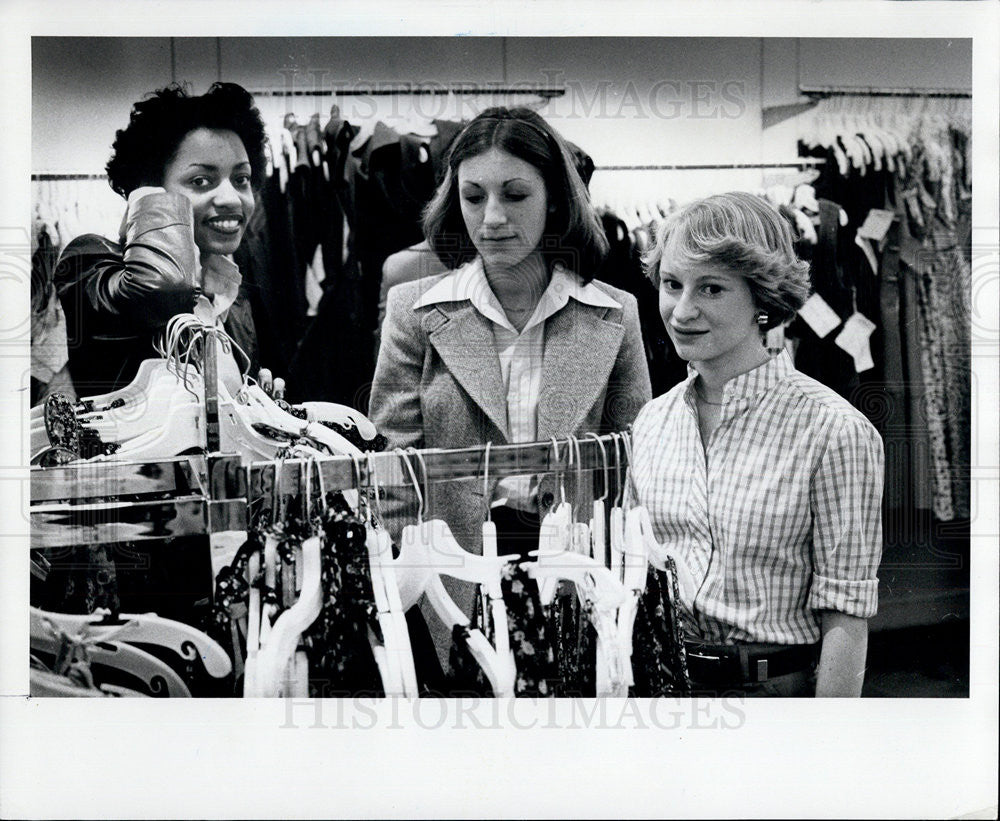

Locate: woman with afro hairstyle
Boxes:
[37,83,268,629]
[54,82,269,395]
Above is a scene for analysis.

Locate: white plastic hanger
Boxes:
[29,606,231,679]
[295,401,378,441]
[253,535,322,697]
[396,447,515,696]
[625,504,697,607]
[536,438,574,606]
[523,534,628,697]
[30,630,191,697]
[608,433,627,585]
[584,433,609,568]
[354,453,414,696]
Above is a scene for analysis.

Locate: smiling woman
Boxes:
[54,82,267,395]
[161,128,255,256]
[629,193,885,698]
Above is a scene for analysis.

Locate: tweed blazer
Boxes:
[369,267,652,550]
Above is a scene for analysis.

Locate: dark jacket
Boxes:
[54,191,257,395]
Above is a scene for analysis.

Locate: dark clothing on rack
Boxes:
[429,119,465,182]
[596,209,688,396]
[232,188,298,376]
[629,562,691,697]
[799,123,971,523]
[32,538,214,629]
[788,198,861,404]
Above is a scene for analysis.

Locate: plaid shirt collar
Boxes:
[684,349,795,405]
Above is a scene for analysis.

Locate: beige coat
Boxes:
[368,270,652,656]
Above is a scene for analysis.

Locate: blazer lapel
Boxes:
[427,304,510,440]
[538,301,624,438]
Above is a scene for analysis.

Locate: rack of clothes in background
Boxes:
[792,87,972,527]
[30,174,125,404]
[235,83,569,411]
[31,430,692,698]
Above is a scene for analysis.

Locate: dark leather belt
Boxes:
[684,641,819,686]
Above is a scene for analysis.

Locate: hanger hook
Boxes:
[549,436,566,506]
[270,450,285,528]
[584,432,609,502]
[569,434,583,502]
[303,451,316,526]
[397,448,424,524]
[348,451,367,522]
[482,440,492,523]
[621,431,634,485]
[365,451,385,523]
[408,447,432,518]
[611,432,626,507]
[314,452,329,517]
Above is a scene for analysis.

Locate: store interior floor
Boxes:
[863,619,970,697]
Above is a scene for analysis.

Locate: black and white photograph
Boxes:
[1,1,997,818]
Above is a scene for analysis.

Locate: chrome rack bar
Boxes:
[594,160,826,171]
[246,83,566,98]
[799,85,971,99]
[249,434,629,519]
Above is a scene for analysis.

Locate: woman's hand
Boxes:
[815,610,869,697]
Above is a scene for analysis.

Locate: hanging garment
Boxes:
[232,195,297,376]
[629,562,691,697]
[32,536,214,630]
[789,198,862,403]
[547,585,597,696]
[304,505,385,697]
[499,563,558,697]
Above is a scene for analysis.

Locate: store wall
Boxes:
[32,35,971,198]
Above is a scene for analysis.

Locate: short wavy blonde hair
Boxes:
[643,191,811,329]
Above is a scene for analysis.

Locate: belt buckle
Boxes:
[756,658,768,683]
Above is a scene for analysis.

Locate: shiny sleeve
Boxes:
[55,191,200,332]
[603,291,653,433]
[808,414,885,618]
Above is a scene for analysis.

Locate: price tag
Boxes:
[858,208,895,242]
[797,293,842,338]
[835,311,877,373]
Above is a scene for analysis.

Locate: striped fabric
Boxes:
[629,350,884,645]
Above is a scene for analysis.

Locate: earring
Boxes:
[755,310,769,326]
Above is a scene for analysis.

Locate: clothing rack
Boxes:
[30,435,629,547]
[252,434,627,500]
[32,173,108,181]
[594,160,826,171]
[246,84,566,99]
[800,85,971,99]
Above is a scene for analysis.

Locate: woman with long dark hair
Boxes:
[369,107,651,657]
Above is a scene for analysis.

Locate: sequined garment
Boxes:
[629,559,691,697]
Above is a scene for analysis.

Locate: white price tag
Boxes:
[858,208,895,242]
[835,311,877,373]
[797,293,842,338]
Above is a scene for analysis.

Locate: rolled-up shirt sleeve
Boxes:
[808,414,885,618]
